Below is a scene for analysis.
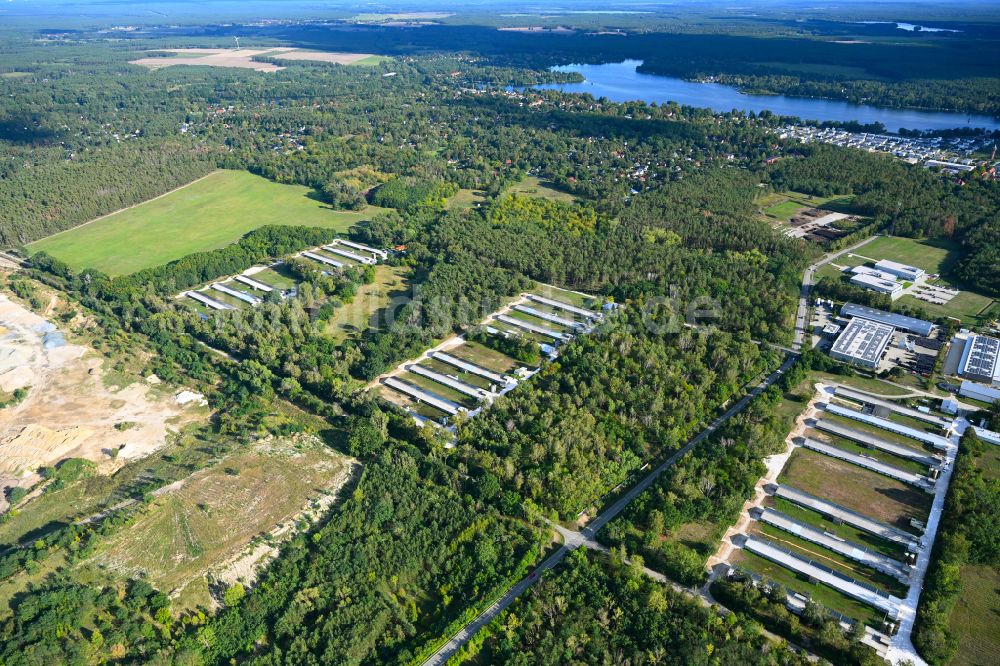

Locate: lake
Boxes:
[533,61,1000,132]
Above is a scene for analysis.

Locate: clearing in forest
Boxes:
[28,170,387,276]
[91,435,355,610]
[130,48,380,71]
[847,236,996,325]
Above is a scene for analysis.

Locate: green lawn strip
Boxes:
[181,297,212,317]
[806,428,931,476]
[250,266,297,290]
[822,412,931,451]
[948,564,1000,666]
[28,170,388,276]
[377,385,450,421]
[447,341,524,374]
[397,370,481,409]
[882,410,947,435]
[814,372,911,397]
[503,308,574,334]
[752,523,907,598]
[531,284,596,310]
[198,289,249,310]
[778,448,931,529]
[489,321,550,345]
[732,550,883,627]
[765,496,908,561]
[315,247,362,266]
[518,301,590,323]
[417,358,496,391]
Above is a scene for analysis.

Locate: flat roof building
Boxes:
[874,259,925,282]
[851,265,899,281]
[958,333,1000,385]
[959,380,1000,405]
[850,273,903,297]
[840,303,934,337]
[830,317,894,369]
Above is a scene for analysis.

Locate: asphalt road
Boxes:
[422,352,799,666]
[423,236,885,665]
[793,235,880,350]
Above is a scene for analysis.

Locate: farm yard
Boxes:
[374,284,607,428]
[178,237,390,318]
[28,171,387,276]
[91,435,354,611]
[715,381,959,654]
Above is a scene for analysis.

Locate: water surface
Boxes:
[534,61,1000,132]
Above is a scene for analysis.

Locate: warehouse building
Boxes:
[850,273,903,298]
[874,259,925,282]
[830,317,894,369]
[960,380,1000,405]
[839,303,934,337]
[957,333,1000,385]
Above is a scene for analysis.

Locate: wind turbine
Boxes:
[233,36,240,50]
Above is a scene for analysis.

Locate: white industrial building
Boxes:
[839,303,934,337]
[830,317,894,369]
[874,259,925,282]
[850,273,903,298]
[959,380,1000,405]
[956,333,1000,386]
[851,265,900,281]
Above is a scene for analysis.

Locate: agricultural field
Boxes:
[130,47,380,71]
[28,171,387,276]
[91,435,354,611]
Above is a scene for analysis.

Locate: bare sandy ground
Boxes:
[0,293,204,497]
[130,47,376,72]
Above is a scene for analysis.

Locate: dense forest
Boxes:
[463,548,814,665]
[1,16,999,666]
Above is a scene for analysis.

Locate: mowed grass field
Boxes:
[28,170,385,276]
[844,235,996,325]
[778,447,930,529]
[948,444,1000,666]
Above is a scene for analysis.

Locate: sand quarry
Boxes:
[0,293,204,498]
[130,47,376,72]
